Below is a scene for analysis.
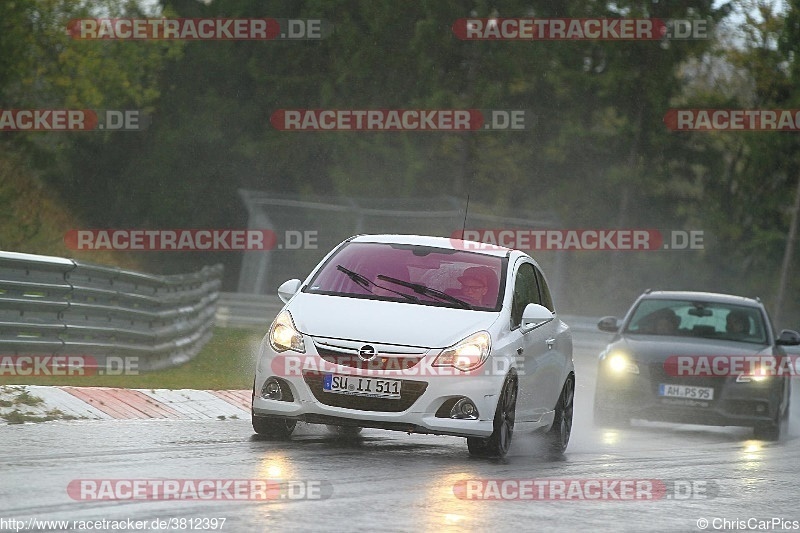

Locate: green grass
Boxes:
[0,388,83,423]
[2,408,82,424]
[0,328,264,390]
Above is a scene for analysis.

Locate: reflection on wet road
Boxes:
[1,333,798,532]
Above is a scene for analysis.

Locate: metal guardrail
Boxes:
[0,251,223,371]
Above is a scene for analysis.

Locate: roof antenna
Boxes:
[461,194,470,240]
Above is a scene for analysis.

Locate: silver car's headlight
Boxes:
[605,351,640,375]
[269,310,305,353]
[433,331,491,372]
[736,362,771,383]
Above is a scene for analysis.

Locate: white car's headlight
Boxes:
[433,331,491,372]
[269,310,305,353]
[606,351,639,375]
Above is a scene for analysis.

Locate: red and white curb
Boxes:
[0,386,250,423]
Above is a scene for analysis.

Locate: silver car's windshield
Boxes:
[624,299,768,345]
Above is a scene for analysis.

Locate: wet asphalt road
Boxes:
[1,332,799,533]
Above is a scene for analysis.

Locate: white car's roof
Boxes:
[348,234,513,258]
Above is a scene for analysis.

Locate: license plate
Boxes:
[323,374,402,399]
[658,384,714,400]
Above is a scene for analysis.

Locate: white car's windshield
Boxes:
[305,242,506,310]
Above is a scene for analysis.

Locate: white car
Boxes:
[251,234,574,457]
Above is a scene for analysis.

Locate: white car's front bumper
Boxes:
[252,344,507,438]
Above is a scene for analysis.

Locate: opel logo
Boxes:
[358,345,377,362]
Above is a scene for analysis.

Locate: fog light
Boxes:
[261,378,283,401]
[451,398,478,420]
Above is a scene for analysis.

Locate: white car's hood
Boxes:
[286,292,498,349]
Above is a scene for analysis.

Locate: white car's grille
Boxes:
[312,338,429,370]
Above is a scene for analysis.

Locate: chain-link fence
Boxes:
[237,189,565,303]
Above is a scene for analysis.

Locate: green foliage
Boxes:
[1,0,177,109]
[0,0,798,323]
[0,328,262,390]
[663,0,800,323]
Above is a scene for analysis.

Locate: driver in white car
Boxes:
[456,266,495,307]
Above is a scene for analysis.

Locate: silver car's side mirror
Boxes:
[277,279,302,304]
[776,329,800,346]
[597,316,620,333]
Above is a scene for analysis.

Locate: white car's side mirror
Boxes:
[521,303,555,332]
[277,279,302,303]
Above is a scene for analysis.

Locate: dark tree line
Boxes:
[1,0,799,325]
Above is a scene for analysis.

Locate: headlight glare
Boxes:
[269,310,305,353]
[434,331,491,371]
[606,352,639,375]
[736,368,771,383]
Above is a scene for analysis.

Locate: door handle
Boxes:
[546,338,556,350]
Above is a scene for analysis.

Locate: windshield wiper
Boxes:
[377,275,472,309]
[336,265,419,303]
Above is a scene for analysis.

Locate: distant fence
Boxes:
[0,251,223,371]
[236,190,565,300]
[216,292,283,329]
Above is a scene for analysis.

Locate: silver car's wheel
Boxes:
[753,402,789,441]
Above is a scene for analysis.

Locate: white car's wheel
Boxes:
[252,414,296,439]
[547,374,574,454]
[467,374,517,458]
